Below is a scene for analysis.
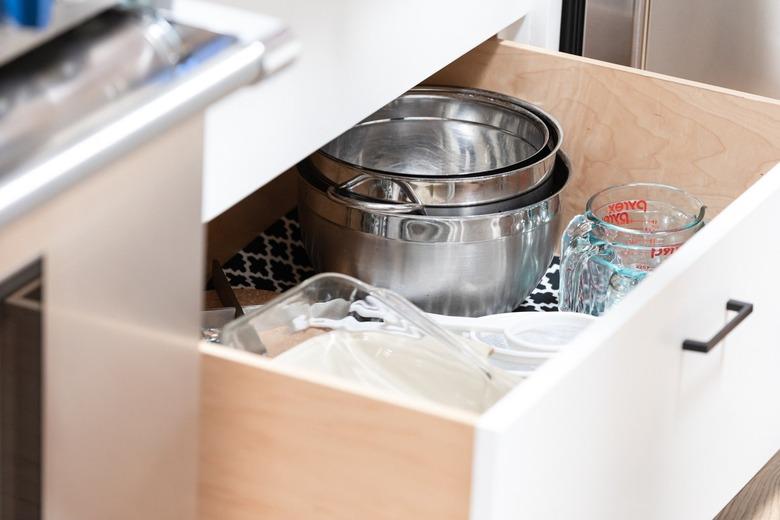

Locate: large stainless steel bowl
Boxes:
[314,86,563,208]
[297,152,572,317]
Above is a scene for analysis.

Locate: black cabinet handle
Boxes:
[682,300,754,353]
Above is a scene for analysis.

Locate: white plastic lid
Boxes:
[504,312,595,352]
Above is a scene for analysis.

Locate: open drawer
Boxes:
[199,40,780,520]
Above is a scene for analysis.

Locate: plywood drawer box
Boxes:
[200,40,780,520]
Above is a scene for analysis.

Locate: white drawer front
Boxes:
[473,164,780,520]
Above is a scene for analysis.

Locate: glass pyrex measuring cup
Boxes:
[559,183,705,315]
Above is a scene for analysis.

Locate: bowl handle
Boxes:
[326,174,426,214]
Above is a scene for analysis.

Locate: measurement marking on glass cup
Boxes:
[650,245,681,258]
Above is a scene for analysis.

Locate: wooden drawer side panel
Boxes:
[428,40,780,227]
[200,350,474,520]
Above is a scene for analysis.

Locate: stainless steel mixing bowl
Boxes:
[297,151,571,317]
[314,86,562,208]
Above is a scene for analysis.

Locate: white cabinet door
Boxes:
[473,164,780,520]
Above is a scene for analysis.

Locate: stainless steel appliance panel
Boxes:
[644,0,780,98]
[582,0,637,66]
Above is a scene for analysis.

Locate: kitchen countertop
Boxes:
[0,0,289,231]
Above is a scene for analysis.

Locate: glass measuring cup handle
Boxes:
[605,267,646,310]
[559,214,610,314]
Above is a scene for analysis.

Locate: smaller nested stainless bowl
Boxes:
[314,86,562,208]
[297,152,572,317]
[321,109,563,217]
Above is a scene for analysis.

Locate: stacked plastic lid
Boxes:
[432,312,596,377]
[221,273,518,414]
